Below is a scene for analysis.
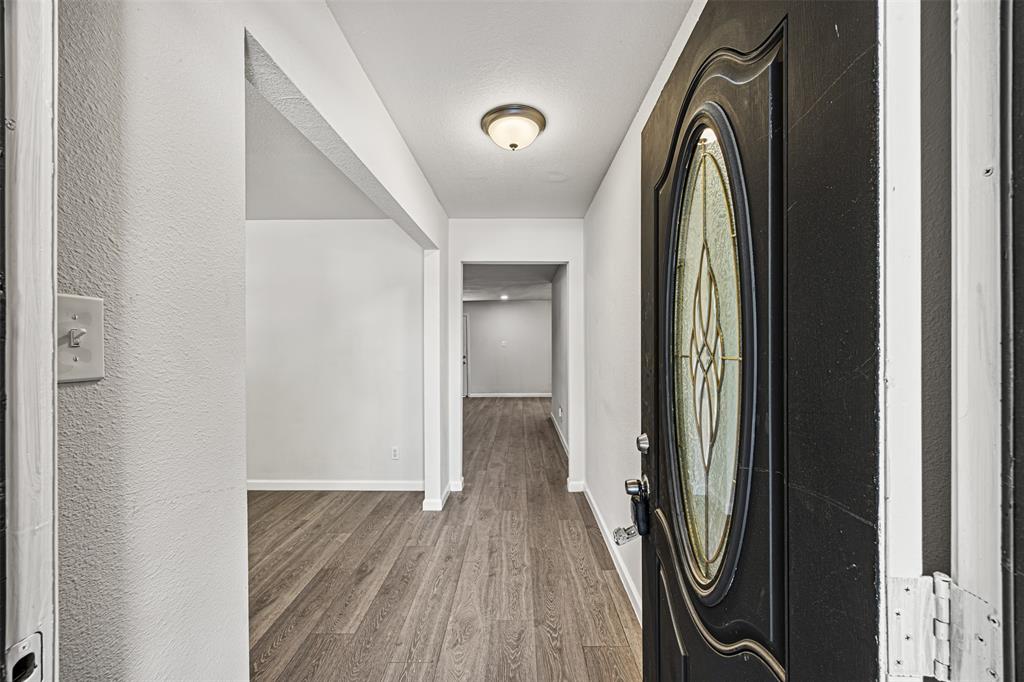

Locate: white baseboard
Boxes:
[468,392,552,398]
[422,484,451,511]
[583,485,642,621]
[247,479,424,491]
[449,477,464,492]
[566,479,586,493]
[549,413,569,457]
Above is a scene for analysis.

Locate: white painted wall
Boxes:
[448,218,584,490]
[55,1,453,676]
[581,1,705,617]
[245,82,385,221]
[551,265,570,449]
[464,300,552,396]
[56,3,249,678]
[246,220,424,488]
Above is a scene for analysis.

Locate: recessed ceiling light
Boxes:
[500,294,509,300]
[481,104,546,151]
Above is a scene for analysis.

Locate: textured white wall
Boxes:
[551,265,570,447]
[581,0,704,616]
[246,220,424,486]
[464,300,552,396]
[54,0,456,675]
[56,2,249,679]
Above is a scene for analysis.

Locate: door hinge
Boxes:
[887,573,1002,681]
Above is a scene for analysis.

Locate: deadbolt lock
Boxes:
[636,432,650,454]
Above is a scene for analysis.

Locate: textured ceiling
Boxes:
[245,82,385,220]
[328,1,691,218]
[463,263,561,301]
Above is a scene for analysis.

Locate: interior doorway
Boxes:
[243,63,431,677]
[461,263,569,456]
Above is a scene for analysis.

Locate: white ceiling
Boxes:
[463,263,561,301]
[245,81,385,220]
[327,1,691,219]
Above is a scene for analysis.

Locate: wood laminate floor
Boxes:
[248,397,641,681]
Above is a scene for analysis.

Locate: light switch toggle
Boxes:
[68,327,87,348]
[57,294,105,383]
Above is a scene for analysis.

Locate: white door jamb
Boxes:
[6,0,59,678]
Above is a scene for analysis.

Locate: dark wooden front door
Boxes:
[639,2,881,679]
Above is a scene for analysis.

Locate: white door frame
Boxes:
[6,0,58,678]
[949,0,1003,637]
[879,0,1005,678]
[880,9,924,679]
[462,312,470,398]
[449,256,585,495]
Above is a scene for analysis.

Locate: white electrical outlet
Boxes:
[391,446,399,460]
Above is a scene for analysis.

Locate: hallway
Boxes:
[248,398,641,681]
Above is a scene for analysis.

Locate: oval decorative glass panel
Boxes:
[671,126,742,588]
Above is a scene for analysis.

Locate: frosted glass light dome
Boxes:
[481,104,546,151]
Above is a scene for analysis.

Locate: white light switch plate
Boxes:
[57,294,105,383]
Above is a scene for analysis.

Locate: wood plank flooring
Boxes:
[248,397,641,682]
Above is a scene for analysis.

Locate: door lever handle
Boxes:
[630,493,651,537]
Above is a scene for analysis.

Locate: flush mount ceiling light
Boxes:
[481,104,546,151]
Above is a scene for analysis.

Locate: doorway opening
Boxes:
[461,263,570,457]
[243,64,430,677]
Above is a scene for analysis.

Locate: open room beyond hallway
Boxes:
[247,398,640,681]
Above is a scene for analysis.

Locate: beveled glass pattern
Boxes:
[672,127,742,587]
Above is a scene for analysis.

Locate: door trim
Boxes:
[1004,0,1021,674]
[448,253,584,496]
[462,312,469,398]
[950,0,1003,619]
[881,0,1007,675]
[5,0,58,678]
[879,0,924,676]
